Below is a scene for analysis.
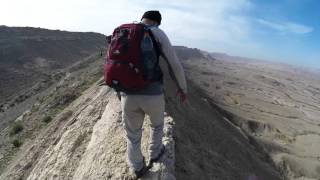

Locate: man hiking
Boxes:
[104,10,187,178]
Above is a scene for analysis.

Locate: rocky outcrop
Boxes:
[0,81,175,180]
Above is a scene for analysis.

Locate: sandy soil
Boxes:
[184,56,320,180]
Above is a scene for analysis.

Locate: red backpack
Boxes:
[103,23,162,92]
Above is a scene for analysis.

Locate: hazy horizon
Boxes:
[1,0,319,69]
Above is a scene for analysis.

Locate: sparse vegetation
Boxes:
[201,71,214,76]
[226,81,237,85]
[71,133,87,153]
[10,122,24,136]
[12,139,22,148]
[43,115,53,123]
[60,110,73,121]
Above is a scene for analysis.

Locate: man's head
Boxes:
[141,10,162,26]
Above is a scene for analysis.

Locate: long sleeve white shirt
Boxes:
[150,27,188,94]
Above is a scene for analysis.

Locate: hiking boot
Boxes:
[148,145,165,168]
[134,165,149,179]
[128,157,149,180]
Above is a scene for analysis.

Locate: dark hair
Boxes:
[141,10,162,25]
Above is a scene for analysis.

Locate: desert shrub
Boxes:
[10,122,24,136]
[226,81,237,85]
[31,104,40,112]
[57,91,79,106]
[71,133,87,153]
[43,116,52,123]
[201,71,214,75]
[12,139,22,148]
[60,110,73,121]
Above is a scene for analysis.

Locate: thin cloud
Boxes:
[0,0,254,48]
[285,22,314,34]
[142,0,256,54]
[257,19,313,34]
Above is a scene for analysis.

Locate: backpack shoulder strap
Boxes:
[148,30,183,92]
[147,28,161,58]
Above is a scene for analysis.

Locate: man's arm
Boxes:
[152,28,187,94]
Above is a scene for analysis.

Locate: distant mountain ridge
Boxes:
[0,25,105,102]
[174,45,215,61]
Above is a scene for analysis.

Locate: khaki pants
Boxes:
[121,93,165,171]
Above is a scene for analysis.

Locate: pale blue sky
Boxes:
[1,0,319,68]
